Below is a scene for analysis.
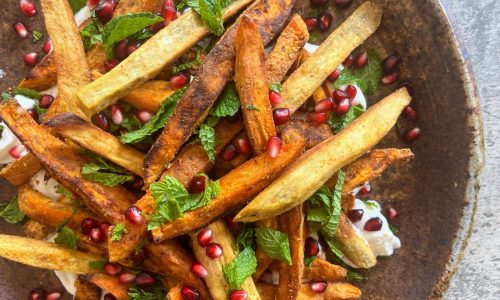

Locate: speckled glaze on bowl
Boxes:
[0,0,483,299]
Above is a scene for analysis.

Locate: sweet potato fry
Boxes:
[303,258,347,282]
[0,234,102,273]
[282,119,333,150]
[0,101,136,223]
[0,153,40,185]
[18,54,58,90]
[44,113,145,176]
[234,88,412,222]
[142,0,294,186]
[84,273,130,300]
[276,204,304,300]
[121,80,176,113]
[40,0,92,121]
[235,16,276,154]
[335,213,376,268]
[190,220,261,300]
[75,277,101,300]
[166,285,183,300]
[281,2,382,113]
[23,219,53,240]
[113,0,164,16]
[266,15,309,83]
[77,0,254,115]
[152,127,306,242]
[298,283,361,300]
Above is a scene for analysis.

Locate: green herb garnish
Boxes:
[54,226,78,249]
[0,196,25,224]
[111,223,128,241]
[223,247,257,290]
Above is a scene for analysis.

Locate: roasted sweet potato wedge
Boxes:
[303,258,347,282]
[282,119,333,150]
[298,282,361,300]
[18,54,58,91]
[0,153,40,185]
[22,219,53,240]
[121,80,176,113]
[84,273,130,300]
[75,277,101,300]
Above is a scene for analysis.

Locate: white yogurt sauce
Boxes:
[29,170,62,200]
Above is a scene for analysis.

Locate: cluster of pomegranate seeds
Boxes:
[163,0,177,26]
[229,289,249,300]
[364,217,383,231]
[95,0,117,23]
[269,91,283,106]
[171,73,189,88]
[318,12,333,32]
[197,228,213,247]
[9,144,26,159]
[189,175,206,194]
[266,136,282,158]
[80,217,99,235]
[235,137,251,155]
[110,103,124,125]
[181,285,200,300]
[347,209,364,223]
[305,236,320,257]
[310,281,327,293]
[206,243,223,259]
[191,262,208,277]
[23,52,38,66]
[387,207,398,221]
[43,40,53,54]
[104,262,123,276]
[135,110,154,124]
[29,288,61,300]
[125,206,144,224]
[381,53,400,85]
[80,218,110,243]
[221,144,238,161]
[103,293,117,300]
[13,22,29,39]
[20,0,37,17]
[273,108,291,126]
[39,94,54,109]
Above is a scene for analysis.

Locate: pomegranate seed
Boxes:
[125,206,144,224]
[235,137,251,155]
[100,222,111,237]
[163,7,177,26]
[104,262,123,276]
[114,39,128,61]
[46,291,61,300]
[197,228,213,247]
[189,175,206,194]
[23,52,38,66]
[126,42,141,56]
[221,144,238,161]
[171,73,189,88]
[346,85,357,101]
[163,0,175,10]
[104,59,120,72]
[131,248,146,265]
[135,110,154,124]
[381,72,399,85]
[354,50,368,68]
[305,237,320,257]
[91,112,109,131]
[327,69,341,82]
[87,0,100,9]
[364,217,383,231]
[309,0,328,7]
[333,98,351,116]
[29,288,46,300]
[311,281,327,293]
[229,290,248,300]
[314,98,333,112]
[403,106,417,121]
[90,228,105,243]
[110,103,123,125]
[347,209,364,222]
[383,54,400,73]
[43,40,53,54]
[206,243,223,259]
[20,0,37,17]
[358,183,370,196]
[332,89,348,101]
[303,17,318,31]
[273,108,291,126]
[387,207,398,221]
[318,13,333,32]
[405,127,420,143]
[136,273,155,287]
[80,218,99,235]
[308,112,327,124]
[27,108,38,122]
[149,21,165,33]
[334,0,353,8]
[118,272,137,284]
[9,144,26,159]
[191,262,208,277]
[39,94,54,109]
[13,22,29,39]
[181,285,200,300]
[343,55,353,68]
[103,294,117,300]
[398,81,414,97]
[95,0,116,23]
[266,136,282,158]
[269,91,283,106]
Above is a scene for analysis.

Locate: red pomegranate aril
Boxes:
[43,40,53,54]
[269,91,283,106]
[20,0,37,17]
[39,94,54,109]
[163,7,177,26]
[125,206,144,224]
[343,55,353,68]
[104,59,120,72]
[206,243,223,259]
[303,17,318,31]
[364,217,383,231]
[347,209,364,223]
[9,145,26,160]
[103,293,117,300]
[89,227,105,243]
[110,103,123,125]
[80,217,99,235]
[189,175,206,194]
[266,136,282,158]
[91,112,109,131]
[405,127,420,143]
[197,228,213,247]
[171,73,189,88]
[333,0,353,8]
[311,281,327,293]
[358,182,370,196]
[229,290,248,300]
[305,236,320,257]
[333,98,351,116]
[104,262,123,276]
[383,54,400,73]
[314,98,333,113]
[346,85,357,101]
[23,52,38,66]
[181,285,200,300]
[29,288,46,300]
[354,50,368,68]
[95,0,116,23]
[387,207,398,221]
[309,0,328,7]
[332,89,348,101]
[100,222,111,237]
[273,108,291,126]
[118,272,137,284]
[191,262,208,277]
[135,110,154,124]
[235,137,251,155]
[403,106,417,121]
[46,291,61,300]
[87,0,100,9]
[308,112,327,124]
[221,144,238,161]
[27,108,38,121]
[126,42,141,56]
[13,22,29,39]
[327,69,341,82]
[131,248,146,265]
[114,39,128,61]
[318,12,333,32]
[149,21,165,33]
[381,72,399,85]
[136,273,155,287]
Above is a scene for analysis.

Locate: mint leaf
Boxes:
[223,248,257,290]
[150,176,189,203]
[255,228,291,265]
[120,86,187,144]
[88,260,105,270]
[268,82,282,93]
[80,21,103,51]
[347,270,368,282]
[333,68,358,89]
[198,123,216,162]
[12,88,41,100]
[236,224,255,251]
[327,104,364,133]
[68,0,86,13]
[351,49,383,95]
[1,92,11,101]
[111,223,128,241]
[56,185,75,200]
[127,286,165,300]
[54,226,78,249]
[81,157,133,186]
[32,31,43,43]
[102,13,163,56]
[147,198,183,230]
[210,82,240,118]
[322,234,345,259]
[186,0,230,36]
[0,196,25,224]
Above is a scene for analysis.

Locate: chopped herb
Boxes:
[223,247,257,290]
[127,286,165,300]
[111,223,128,241]
[12,87,41,100]
[268,82,282,93]
[81,157,134,186]
[255,228,292,265]
[333,68,358,89]
[327,104,364,133]
[56,185,75,200]
[304,255,316,267]
[32,31,43,43]
[209,82,240,118]
[0,196,25,224]
[245,104,259,111]
[236,224,255,251]
[1,92,11,101]
[389,223,398,234]
[80,21,103,51]
[351,49,383,95]
[33,103,47,118]
[54,226,78,249]
[198,123,217,162]
[347,270,368,282]
[185,0,232,36]
[88,260,105,270]
[68,0,86,13]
